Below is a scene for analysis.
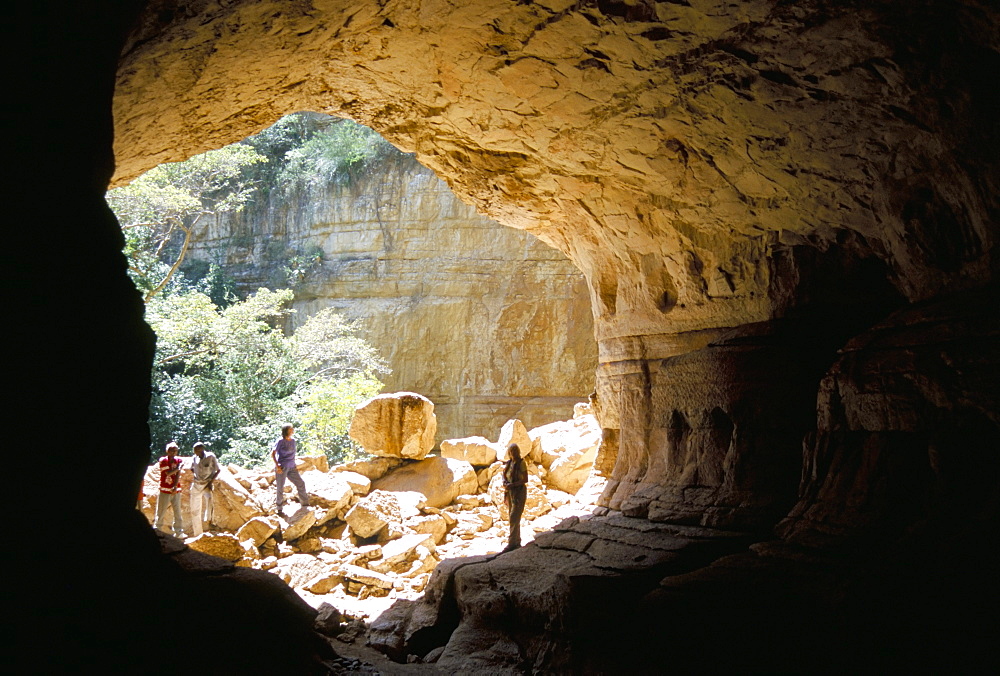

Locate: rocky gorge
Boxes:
[15,1,998,673]
[143,392,605,669]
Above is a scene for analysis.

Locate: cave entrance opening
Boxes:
[110,109,605,619]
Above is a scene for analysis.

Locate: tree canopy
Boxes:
[147,288,387,466]
[106,144,266,300]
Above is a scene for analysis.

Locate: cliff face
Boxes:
[189,153,596,441]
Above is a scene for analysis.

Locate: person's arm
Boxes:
[513,461,527,487]
[272,442,283,474]
[207,458,221,490]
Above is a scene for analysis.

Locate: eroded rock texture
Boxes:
[113,0,997,529]
[14,0,998,672]
[193,155,596,440]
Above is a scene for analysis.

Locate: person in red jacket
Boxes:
[154,442,185,537]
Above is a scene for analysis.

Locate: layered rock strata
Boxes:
[191,155,597,440]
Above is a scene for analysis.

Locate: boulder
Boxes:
[187,533,244,562]
[349,392,437,460]
[280,508,318,541]
[341,564,393,590]
[237,516,280,547]
[296,455,329,473]
[440,436,498,466]
[373,456,477,509]
[344,490,402,538]
[211,466,269,531]
[368,533,437,574]
[272,553,333,588]
[496,419,532,462]
[334,470,372,495]
[450,512,493,540]
[314,603,345,636]
[297,537,322,553]
[305,570,343,594]
[404,514,449,544]
[301,470,354,513]
[530,414,601,494]
[331,457,404,481]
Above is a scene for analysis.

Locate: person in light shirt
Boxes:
[189,442,220,536]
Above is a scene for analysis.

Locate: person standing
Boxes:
[154,442,185,537]
[272,424,310,513]
[502,443,528,552]
[189,442,220,537]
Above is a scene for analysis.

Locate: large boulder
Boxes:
[331,457,404,481]
[496,419,532,462]
[345,490,403,538]
[187,533,244,562]
[301,470,355,514]
[440,436,498,466]
[211,466,269,531]
[368,533,437,574]
[280,508,317,542]
[373,456,478,509]
[530,413,602,493]
[236,516,280,547]
[334,470,372,495]
[349,392,437,460]
[272,553,333,588]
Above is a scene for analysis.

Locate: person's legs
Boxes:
[275,470,286,510]
[286,467,310,507]
[154,492,168,531]
[190,483,205,536]
[507,487,526,549]
[203,487,214,530]
[170,493,184,537]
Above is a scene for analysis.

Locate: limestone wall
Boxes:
[188,154,596,442]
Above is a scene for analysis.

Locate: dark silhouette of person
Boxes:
[502,443,528,552]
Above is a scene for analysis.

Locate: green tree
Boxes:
[146,288,387,466]
[278,117,395,191]
[106,144,266,301]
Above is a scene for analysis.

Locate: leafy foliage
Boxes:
[278,118,395,190]
[145,289,387,466]
[106,144,266,300]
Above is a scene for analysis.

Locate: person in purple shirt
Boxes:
[271,424,310,513]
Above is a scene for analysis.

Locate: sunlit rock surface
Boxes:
[188,155,597,441]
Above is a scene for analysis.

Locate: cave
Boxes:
[15,1,997,673]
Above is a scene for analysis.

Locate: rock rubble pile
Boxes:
[141,393,604,619]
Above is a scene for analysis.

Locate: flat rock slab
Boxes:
[369,513,756,669]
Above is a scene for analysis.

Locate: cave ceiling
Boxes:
[113,0,997,347]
